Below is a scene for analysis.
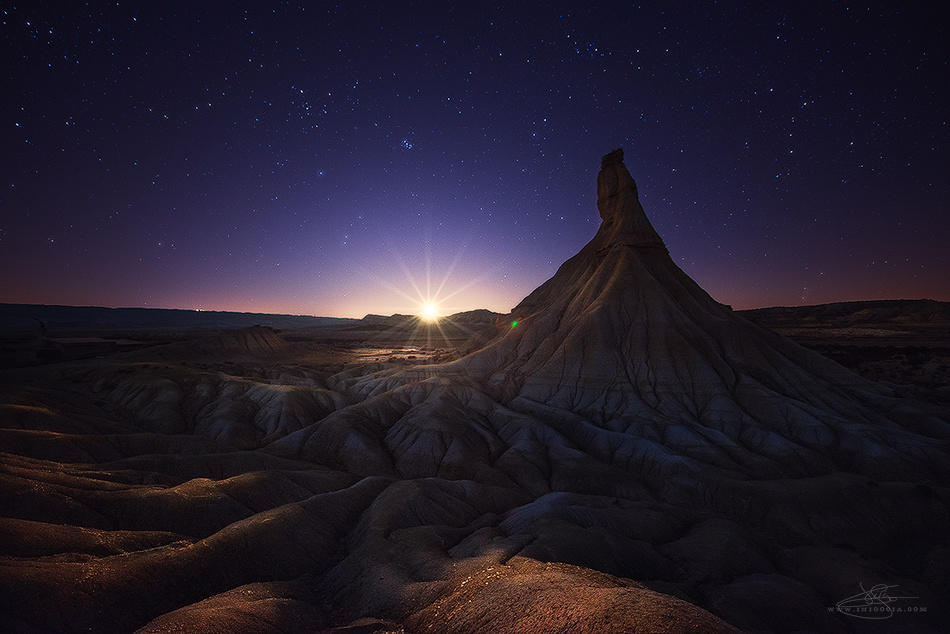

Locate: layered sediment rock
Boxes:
[1,150,947,632]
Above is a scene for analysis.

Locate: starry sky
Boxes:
[2,2,948,318]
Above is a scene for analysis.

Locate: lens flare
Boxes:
[421,302,440,322]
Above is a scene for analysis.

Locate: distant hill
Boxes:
[0,303,356,333]
[359,309,503,327]
[444,308,505,325]
[359,313,416,326]
[738,299,950,329]
[6,300,943,337]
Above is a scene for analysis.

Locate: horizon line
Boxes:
[1,296,946,322]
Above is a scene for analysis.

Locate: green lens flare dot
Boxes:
[511,321,518,327]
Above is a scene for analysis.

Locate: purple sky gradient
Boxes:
[2,3,947,317]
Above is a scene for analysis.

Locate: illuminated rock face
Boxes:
[2,151,948,633]
[303,150,948,628]
[448,150,943,484]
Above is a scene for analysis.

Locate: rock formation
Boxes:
[1,150,948,632]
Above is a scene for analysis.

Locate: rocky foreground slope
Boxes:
[1,150,948,632]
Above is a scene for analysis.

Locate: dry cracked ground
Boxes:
[1,151,948,632]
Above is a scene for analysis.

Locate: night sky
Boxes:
[2,2,948,318]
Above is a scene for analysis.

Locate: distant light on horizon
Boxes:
[420,302,440,322]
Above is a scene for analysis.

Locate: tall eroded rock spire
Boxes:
[594,148,666,250]
[450,147,928,449]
